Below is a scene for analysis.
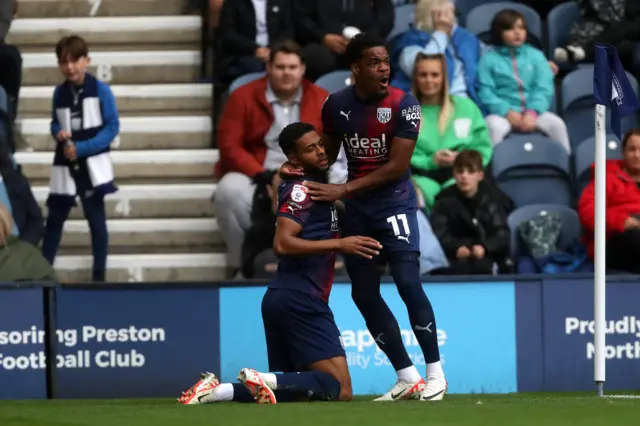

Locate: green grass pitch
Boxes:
[2,393,640,426]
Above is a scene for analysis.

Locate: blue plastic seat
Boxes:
[465,2,542,41]
[315,70,354,94]
[388,4,415,40]
[228,71,266,94]
[492,134,573,208]
[573,133,622,194]
[507,204,581,261]
[561,66,639,148]
[454,0,506,26]
[546,2,581,59]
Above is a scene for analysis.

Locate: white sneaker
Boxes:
[373,378,425,401]
[178,372,220,405]
[419,376,447,401]
[237,368,277,404]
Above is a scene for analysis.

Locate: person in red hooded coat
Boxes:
[579,128,640,273]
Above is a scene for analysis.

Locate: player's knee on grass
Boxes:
[308,357,351,401]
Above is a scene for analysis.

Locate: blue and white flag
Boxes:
[593,43,640,138]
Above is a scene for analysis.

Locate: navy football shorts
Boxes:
[342,196,420,262]
[261,288,345,372]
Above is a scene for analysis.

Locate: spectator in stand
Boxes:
[213,40,347,279]
[0,140,42,246]
[293,0,395,81]
[0,0,27,152]
[430,149,511,275]
[185,0,225,29]
[41,36,120,283]
[554,0,640,75]
[410,53,492,211]
[578,129,640,273]
[476,10,570,152]
[391,0,482,104]
[0,202,55,282]
[216,0,294,83]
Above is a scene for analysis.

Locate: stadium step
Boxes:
[17,0,187,18]
[54,253,227,282]
[59,217,222,249]
[20,84,212,116]
[16,116,212,151]
[21,51,201,85]
[14,149,218,183]
[7,16,200,50]
[33,183,216,219]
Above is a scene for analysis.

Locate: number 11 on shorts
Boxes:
[387,214,410,240]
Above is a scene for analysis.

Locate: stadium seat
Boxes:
[388,4,415,40]
[454,0,506,26]
[546,2,580,59]
[561,66,639,149]
[507,204,582,261]
[228,71,266,93]
[492,134,573,208]
[315,70,354,94]
[573,133,622,194]
[465,2,542,42]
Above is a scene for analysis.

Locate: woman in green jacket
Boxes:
[410,53,493,210]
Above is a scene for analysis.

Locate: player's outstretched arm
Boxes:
[274,217,382,258]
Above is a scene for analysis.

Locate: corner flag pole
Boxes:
[594,103,607,397]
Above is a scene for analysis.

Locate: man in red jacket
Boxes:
[213,40,347,278]
[579,128,640,273]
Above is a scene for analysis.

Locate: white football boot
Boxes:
[237,368,277,404]
[419,376,448,401]
[178,372,220,405]
[373,378,426,401]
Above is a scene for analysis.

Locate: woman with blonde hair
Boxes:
[390,0,482,104]
[410,53,492,210]
[0,202,55,281]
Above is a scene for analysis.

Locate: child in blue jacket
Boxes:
[41,35,120,282]
[476,9,571,152]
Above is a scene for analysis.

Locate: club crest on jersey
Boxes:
[291,184,308,202]
[377,107,392,124]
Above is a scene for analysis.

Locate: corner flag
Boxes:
[593,43,640,138]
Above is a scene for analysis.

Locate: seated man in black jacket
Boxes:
[293,0,395,81]
[217,0,294,83]
[430,149,511,275]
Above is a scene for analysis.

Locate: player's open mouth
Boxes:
[318,158,329,167]
[379,77,389,88]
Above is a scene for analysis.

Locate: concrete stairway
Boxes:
[10,0,224,282]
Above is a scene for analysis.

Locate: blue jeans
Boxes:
[416,209,448,275]
[42,194,108,281]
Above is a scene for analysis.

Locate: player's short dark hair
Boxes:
[268,39,304,64]
[278,122,316,156]
[453,149,483,172]
[489,9,527,46]
[55,35,89,62]
[346,32,387,65]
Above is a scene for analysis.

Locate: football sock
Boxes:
[348,259,413,371]
[389,251,441,364]
[426,361,445,379]
[397,365,423,383]
[230,383,255,402]
[274,371,341,401]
